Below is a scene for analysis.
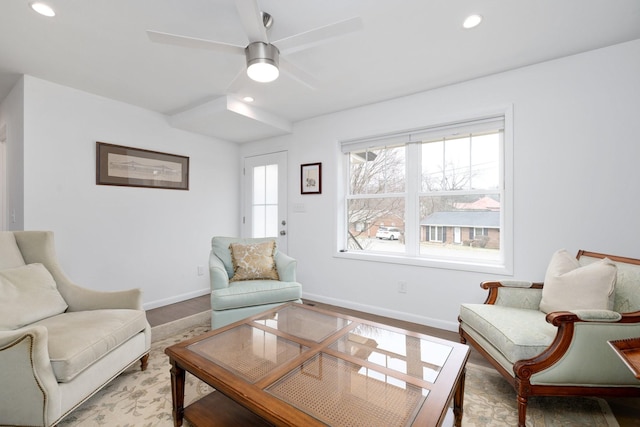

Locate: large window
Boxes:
[340,111,512,272]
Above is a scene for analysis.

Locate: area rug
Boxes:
[58,321,619,427]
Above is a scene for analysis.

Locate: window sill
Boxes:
[334,250,513,276]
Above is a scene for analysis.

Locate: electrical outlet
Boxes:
[398,281,408,293]
[197,265,205,276]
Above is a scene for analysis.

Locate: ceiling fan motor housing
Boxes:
[246,42,279,67]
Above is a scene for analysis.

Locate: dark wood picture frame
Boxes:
[96,142,189,190]
[301,162,322,194]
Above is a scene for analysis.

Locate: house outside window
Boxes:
[339,108,513,273]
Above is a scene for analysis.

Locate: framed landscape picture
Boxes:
[301,162,322,194]
[96,142,189,190]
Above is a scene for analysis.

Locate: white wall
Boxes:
[243,39,640,331]
[18,76,240,309]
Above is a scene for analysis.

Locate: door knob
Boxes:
[280,230,286,236]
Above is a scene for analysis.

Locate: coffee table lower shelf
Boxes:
[184,392,273,427]
[184,391,455,427]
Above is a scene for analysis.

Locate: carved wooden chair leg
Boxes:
[517,394,528,427]
[140,353,150,371]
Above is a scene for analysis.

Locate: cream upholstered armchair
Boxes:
[0,231,151,426]
[459,249,640,427]
[209,236,302,329]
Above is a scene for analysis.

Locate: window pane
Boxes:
[422,131,500,192]
[350,146,405,194]
[419,194,500,261]
[421,140,443,191]
[347,197,405,253]
[444,136,471,190]
[470,133,500,190]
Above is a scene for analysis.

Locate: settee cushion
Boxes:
[211,280,302,311]
[539,249,617,314]
[32,309,148,382]
[459,304,557,363]
[230,241,280,282]
[0,263,68,330]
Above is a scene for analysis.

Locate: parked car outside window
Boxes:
[376,227,401,240]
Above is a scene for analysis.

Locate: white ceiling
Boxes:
[1,0,639,143]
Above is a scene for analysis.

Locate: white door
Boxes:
[243,151,288,252]
[454,226,461,244]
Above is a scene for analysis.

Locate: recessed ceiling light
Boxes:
[463,14,482,29]
[243,96,255,103]
[30,2,56,17]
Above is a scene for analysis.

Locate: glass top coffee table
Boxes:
[166,302,469,427]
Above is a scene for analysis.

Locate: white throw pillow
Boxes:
[539,249,617,314]
[0,263,68,330]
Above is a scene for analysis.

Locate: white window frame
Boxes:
[335,106,513,275]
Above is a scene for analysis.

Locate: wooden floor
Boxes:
[145,294,490,367]
[146,295,211,327]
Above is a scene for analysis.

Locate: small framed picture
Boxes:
[301,163,322,194]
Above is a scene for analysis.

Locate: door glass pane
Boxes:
[266,205,278,237]
[253,166,265,204]
[252,164,279,238]
[265,164,278,204]
[253,206,265,237]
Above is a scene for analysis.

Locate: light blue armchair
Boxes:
[459,250,640,427]
[209,236,302,329]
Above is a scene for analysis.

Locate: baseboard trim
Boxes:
[150,311,210,342]
[302,292,459,332]
[143,288,210,311]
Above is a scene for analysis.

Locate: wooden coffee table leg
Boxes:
[169,359,186,427]
[453,367,466,427]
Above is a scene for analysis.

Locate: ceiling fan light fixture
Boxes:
[246,42,280,83]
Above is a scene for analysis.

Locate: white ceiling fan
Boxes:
[146,0,363,91]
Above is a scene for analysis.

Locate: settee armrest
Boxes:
[209,252,230,290]
[0,326,61,426]
[62,283,143,311]
[275,252,297,282]
[546,310,640,326]
[481,280,544,308]
[13,231,143,311]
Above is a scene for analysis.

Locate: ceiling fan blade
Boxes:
[235,0,268,43]
[225,67,249,94]
[146,30,245,56]
[279,57,319,90]
[275,17,363,55]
